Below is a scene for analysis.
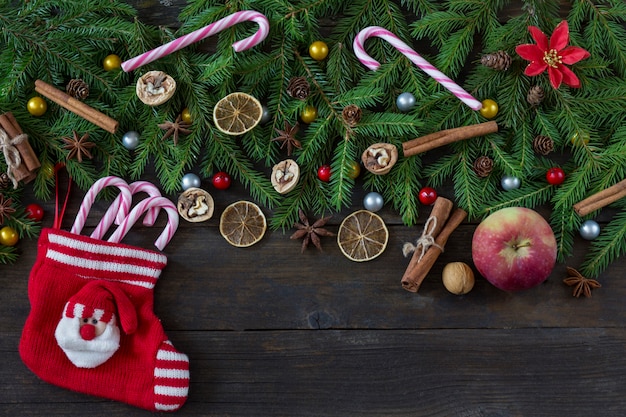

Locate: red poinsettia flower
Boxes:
[515,20,590,89]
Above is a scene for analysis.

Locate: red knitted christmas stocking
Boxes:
[19,177,189,412]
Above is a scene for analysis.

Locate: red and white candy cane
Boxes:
[353,26,482,111]
[121,10,270,72]
[71,177,132,236]
[90,181,163,240]
[107,196,179,251]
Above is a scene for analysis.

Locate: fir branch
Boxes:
[580,210,626,279]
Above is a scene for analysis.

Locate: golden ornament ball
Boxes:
[181,107,193,124]
[103,54,122,71]
[442,262,475,295]
[300,105,318,124]
[479,99,499,119]
[570,131,590,146]
[309,40,329,61]
[346,160,361,179]
[0,226,19,246]
[27,97,47,116]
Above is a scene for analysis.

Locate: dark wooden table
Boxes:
[3,1,626,416]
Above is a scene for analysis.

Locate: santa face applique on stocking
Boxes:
[19,177,190,412]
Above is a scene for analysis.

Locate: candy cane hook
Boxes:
[70,176,132,236]
[108,196,179,251]
[91,181,163,240]
[353,26,482,111]
[121,10,270,72]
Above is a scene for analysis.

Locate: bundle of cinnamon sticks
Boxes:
[0,112,40,187]
[401,197,467,292]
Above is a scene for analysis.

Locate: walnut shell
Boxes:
[362,143,398,175]
[177,187,214,223]
[136,70,177,106]
[442,262,475,295]
[271,159,300,194]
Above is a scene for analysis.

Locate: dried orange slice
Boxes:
[337,210,389,262]
[219,201,267,247]
[212,92,262,135]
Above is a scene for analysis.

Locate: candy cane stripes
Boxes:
[71,177,132,236]
[353,26,483,111]
[121,10,270,72]
[108,196,179,251]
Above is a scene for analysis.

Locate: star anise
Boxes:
[563,267,601,298]
[158,114,192,145]
[0,194,16,224]
[272,121,301,156]
[290,209,335,253]
[62,131,95,163]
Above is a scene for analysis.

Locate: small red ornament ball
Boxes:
[317,164,332,182]
[546,167,565,185]
[212,171,232,190]
[25,203,44,221]
[418,186,438,205]
[0,226,18,246]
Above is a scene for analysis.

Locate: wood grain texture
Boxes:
[2,1,625,416]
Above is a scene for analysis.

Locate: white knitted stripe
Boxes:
[154,385,188,397]
[155,403,183,411]
[154,368,190,379]
[48,232,167,264]
[46,249,161,282]
[72,303,85,318]
[156,349,188,362]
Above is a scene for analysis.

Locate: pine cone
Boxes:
[287,77,310,100]
[527,85,545,106]
[532,135,554,155]
[0,173,10,190]
[473,156,494,177]
[481,51,511,71]
[66,78,90,100]
[342,104,362,127]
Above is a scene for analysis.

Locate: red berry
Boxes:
[212,171,232,190]
[25,203,44,221]
[418,186,437,205]
[317,164,332,182]
[546,167,565,185]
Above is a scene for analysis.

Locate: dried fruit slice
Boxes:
[212,92,262,135]
[337,210,389,262]
[219,201,267,247]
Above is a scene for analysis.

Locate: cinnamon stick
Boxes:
[0,113,40,171]
[0,114,34,184]
[573,178,626,217]
[401,207,468,293]
[400,197,454,292]
[34,80,119,134]
[403,121,498,157]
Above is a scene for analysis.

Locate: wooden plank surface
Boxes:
[2,1,626,416]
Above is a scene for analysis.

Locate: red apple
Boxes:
[471,207,557,291]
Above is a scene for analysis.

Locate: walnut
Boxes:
[271,159,300,194]
[136,70,177,106]
[361,143,398,175]
[177,187,214,222]
[442,262,475,295]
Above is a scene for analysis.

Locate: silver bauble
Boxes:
[501,175,521,191]
[396,92,416,112]
[122,131,140,150]
[363,192,384,212]
[181,173,201,191]
[579,219,601,240]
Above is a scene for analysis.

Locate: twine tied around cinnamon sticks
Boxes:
[403,121,498,157]
[402,216,443,261]
[401,197,467,293]
[573,178,626,217]
[0,112,40,188]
